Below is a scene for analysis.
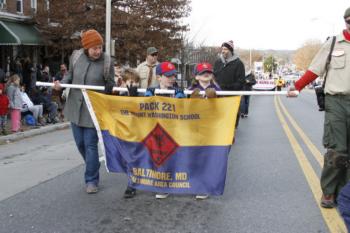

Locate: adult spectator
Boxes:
[31,87,59,124]
[240,70,256,118]
[41,66,51,82]
[0,67,5,83]
[136,47,159,88]
[53,29,115,194]
[54,64,68,81]
[22,57,33,91]
[20,85,45,126]
[52,64,67,119]
[288,7,350,209]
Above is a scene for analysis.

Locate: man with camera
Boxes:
[288,7,350,209]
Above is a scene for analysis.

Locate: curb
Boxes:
[0,122,71,145]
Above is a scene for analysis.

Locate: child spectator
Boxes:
[6,74,23,133]
[0,83,9,135]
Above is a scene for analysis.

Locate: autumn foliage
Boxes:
[35,0,191,66]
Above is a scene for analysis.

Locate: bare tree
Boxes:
[35,0,191,66]
[293,39,322,71]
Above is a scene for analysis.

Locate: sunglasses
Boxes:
[151,53,158,56]
[346,19,350,24]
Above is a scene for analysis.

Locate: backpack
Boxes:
[24,114,36,126]
[71,49,111,81]
[63,49,111,99]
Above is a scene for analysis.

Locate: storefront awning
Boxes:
[0,20,43,45]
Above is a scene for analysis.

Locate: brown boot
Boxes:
[190,88,202,98]
[320,194,336,208]
[205,88,217,98]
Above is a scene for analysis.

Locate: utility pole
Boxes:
[105,0,111,55]
[249,48,252,70]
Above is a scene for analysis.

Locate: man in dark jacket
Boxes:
[214,40,245,91]
[240,71,256,118]
[214,40,246,127]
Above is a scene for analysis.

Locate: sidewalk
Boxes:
[0,121,70,145]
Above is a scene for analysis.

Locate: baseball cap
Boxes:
[147,47,158,55]
[156,62,177,77]
[194,62,213,75]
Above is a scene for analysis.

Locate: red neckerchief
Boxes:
[343,30,350,41]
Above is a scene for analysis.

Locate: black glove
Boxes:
[145,87,155,97]
[127,85,138,96]
[104,82,114,95]
[174,88,185,98]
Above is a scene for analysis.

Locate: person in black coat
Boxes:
[240,71,256,118]
[213,40,245,91]
[214,40,246,128]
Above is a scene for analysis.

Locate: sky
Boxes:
[185,0,350,50]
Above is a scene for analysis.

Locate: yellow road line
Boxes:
[274,96,346,233]
[277,97,323,167]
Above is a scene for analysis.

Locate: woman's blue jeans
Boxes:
[71,123,100,185]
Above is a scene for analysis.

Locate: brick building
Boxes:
[0,0,43,74]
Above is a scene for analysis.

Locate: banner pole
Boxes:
[36,82,298,96]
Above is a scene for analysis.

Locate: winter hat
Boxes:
[156,62,177,77]
[81,29,103,49]
[344,7,350,19]
[222,40,234,54]
[194,62,213,75]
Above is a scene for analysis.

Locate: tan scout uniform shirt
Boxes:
[309,33,350,95]
[136,61,159,88]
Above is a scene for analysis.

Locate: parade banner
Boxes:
[86,91,240,195]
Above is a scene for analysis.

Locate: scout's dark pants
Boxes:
[321,95,350,196]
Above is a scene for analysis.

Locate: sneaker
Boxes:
[320,194,336,208]
[195,195,209,200]
[123,186,136,198]
[190,88,201,98]
[38,117,46,126]
[86,183,98,194]
[205,88,217,98]
[155,193,169,199]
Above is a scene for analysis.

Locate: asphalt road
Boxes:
[0,90,346,233]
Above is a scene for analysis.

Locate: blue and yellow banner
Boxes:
[87,91,240,195]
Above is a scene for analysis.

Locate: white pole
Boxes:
[105,0,111,55]
[37,82,298,96]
